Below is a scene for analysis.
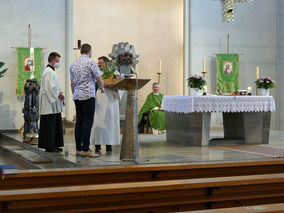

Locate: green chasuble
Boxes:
[138,92,166,130]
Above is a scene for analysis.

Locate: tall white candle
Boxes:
[158,59,162,74]
[203,58,205,73]
[256,66,259,80]
[30,47,35,79]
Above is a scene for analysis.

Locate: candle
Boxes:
[78,40,81,48]
[247,87,252,93]
[203,86,208,93]
[256,66,259,80]
[203,58,205,73]
[30,47,35,79]
[158,59,162,74]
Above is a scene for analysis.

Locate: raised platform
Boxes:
[2,130,283,170]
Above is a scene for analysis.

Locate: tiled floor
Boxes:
[3,127,283,169]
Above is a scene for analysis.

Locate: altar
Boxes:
[161,96,276,146]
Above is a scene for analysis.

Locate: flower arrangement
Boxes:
[187,75,206,90]
[255,77,275,89]
[101,62,117,79]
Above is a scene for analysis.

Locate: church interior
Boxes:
[1,0,284,212]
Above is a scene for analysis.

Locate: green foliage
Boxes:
[187,75,206,90]
[101,62,117,79]
[255,77,275,89]
[0,62,8,78]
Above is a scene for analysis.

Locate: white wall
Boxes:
[190,0,277,129]
[276,0,284,130]
[0,0,66,129]
[74,0,184,109]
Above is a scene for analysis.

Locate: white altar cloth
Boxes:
[161,96,276,113]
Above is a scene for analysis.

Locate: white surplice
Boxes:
[90,88,120,145]
[39,66,64,115]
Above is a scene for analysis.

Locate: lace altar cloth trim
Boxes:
[161,96,276,113]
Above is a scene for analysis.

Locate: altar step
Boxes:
[0,134,80,170]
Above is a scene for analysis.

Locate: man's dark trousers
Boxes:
[74,97,95,152]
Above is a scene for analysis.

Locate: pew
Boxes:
[2,173,284,212]
[2,159,284,190]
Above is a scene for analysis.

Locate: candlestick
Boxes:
[203,58,205,73]
[158,59,162,74]
[256,66,259,80]
[201,58,207,77]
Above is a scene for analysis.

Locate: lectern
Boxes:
[109,78,150,161]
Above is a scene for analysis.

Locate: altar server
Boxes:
[38,52,64,152]
[138,82,166,134]
[91,56,120,153]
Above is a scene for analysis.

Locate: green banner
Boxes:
[216,54,239,94]
[16,48,43,96]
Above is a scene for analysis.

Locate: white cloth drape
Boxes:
[90,88,120,145]
[161,95,276,113]
[40,67,63,115]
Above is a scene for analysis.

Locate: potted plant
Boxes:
[0,62,8,78]
[187,75,206,96]
[255,77,275,96]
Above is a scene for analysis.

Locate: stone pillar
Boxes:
[165,112,211,146]
[120,89,139,161]
[65,0,74,121]
[183,0,190,95]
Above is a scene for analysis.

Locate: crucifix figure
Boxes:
[221,0,252,22]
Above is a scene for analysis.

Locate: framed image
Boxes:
[216,54,239,94]
[223,61,233,75]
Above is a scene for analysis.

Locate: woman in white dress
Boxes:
[90,56,120,153]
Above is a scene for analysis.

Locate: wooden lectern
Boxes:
[109,78,150,161]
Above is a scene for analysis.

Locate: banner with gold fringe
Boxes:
[16,47,43,96]
[216,54,239,94]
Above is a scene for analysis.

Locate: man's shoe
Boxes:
[76,150,82,156]
[95,145,101,152]
[45,149,60,153]
[106,145,112,152]
[55,148,63,152]
[82,150,100,157]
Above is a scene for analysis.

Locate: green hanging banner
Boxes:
[216,54,239,94]
[16,47,43,96]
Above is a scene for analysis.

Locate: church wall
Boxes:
[0,0,66,130]
[73,0,184,110]
[276,0,284,130]
[189,0,278,129]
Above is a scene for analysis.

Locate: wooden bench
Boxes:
[185,203,284,212]
[3,159,284,190]
[2,173,284,212]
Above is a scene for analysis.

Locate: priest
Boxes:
[138,82,166,134]
[38,52,64,152]
[90,56,120,153]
